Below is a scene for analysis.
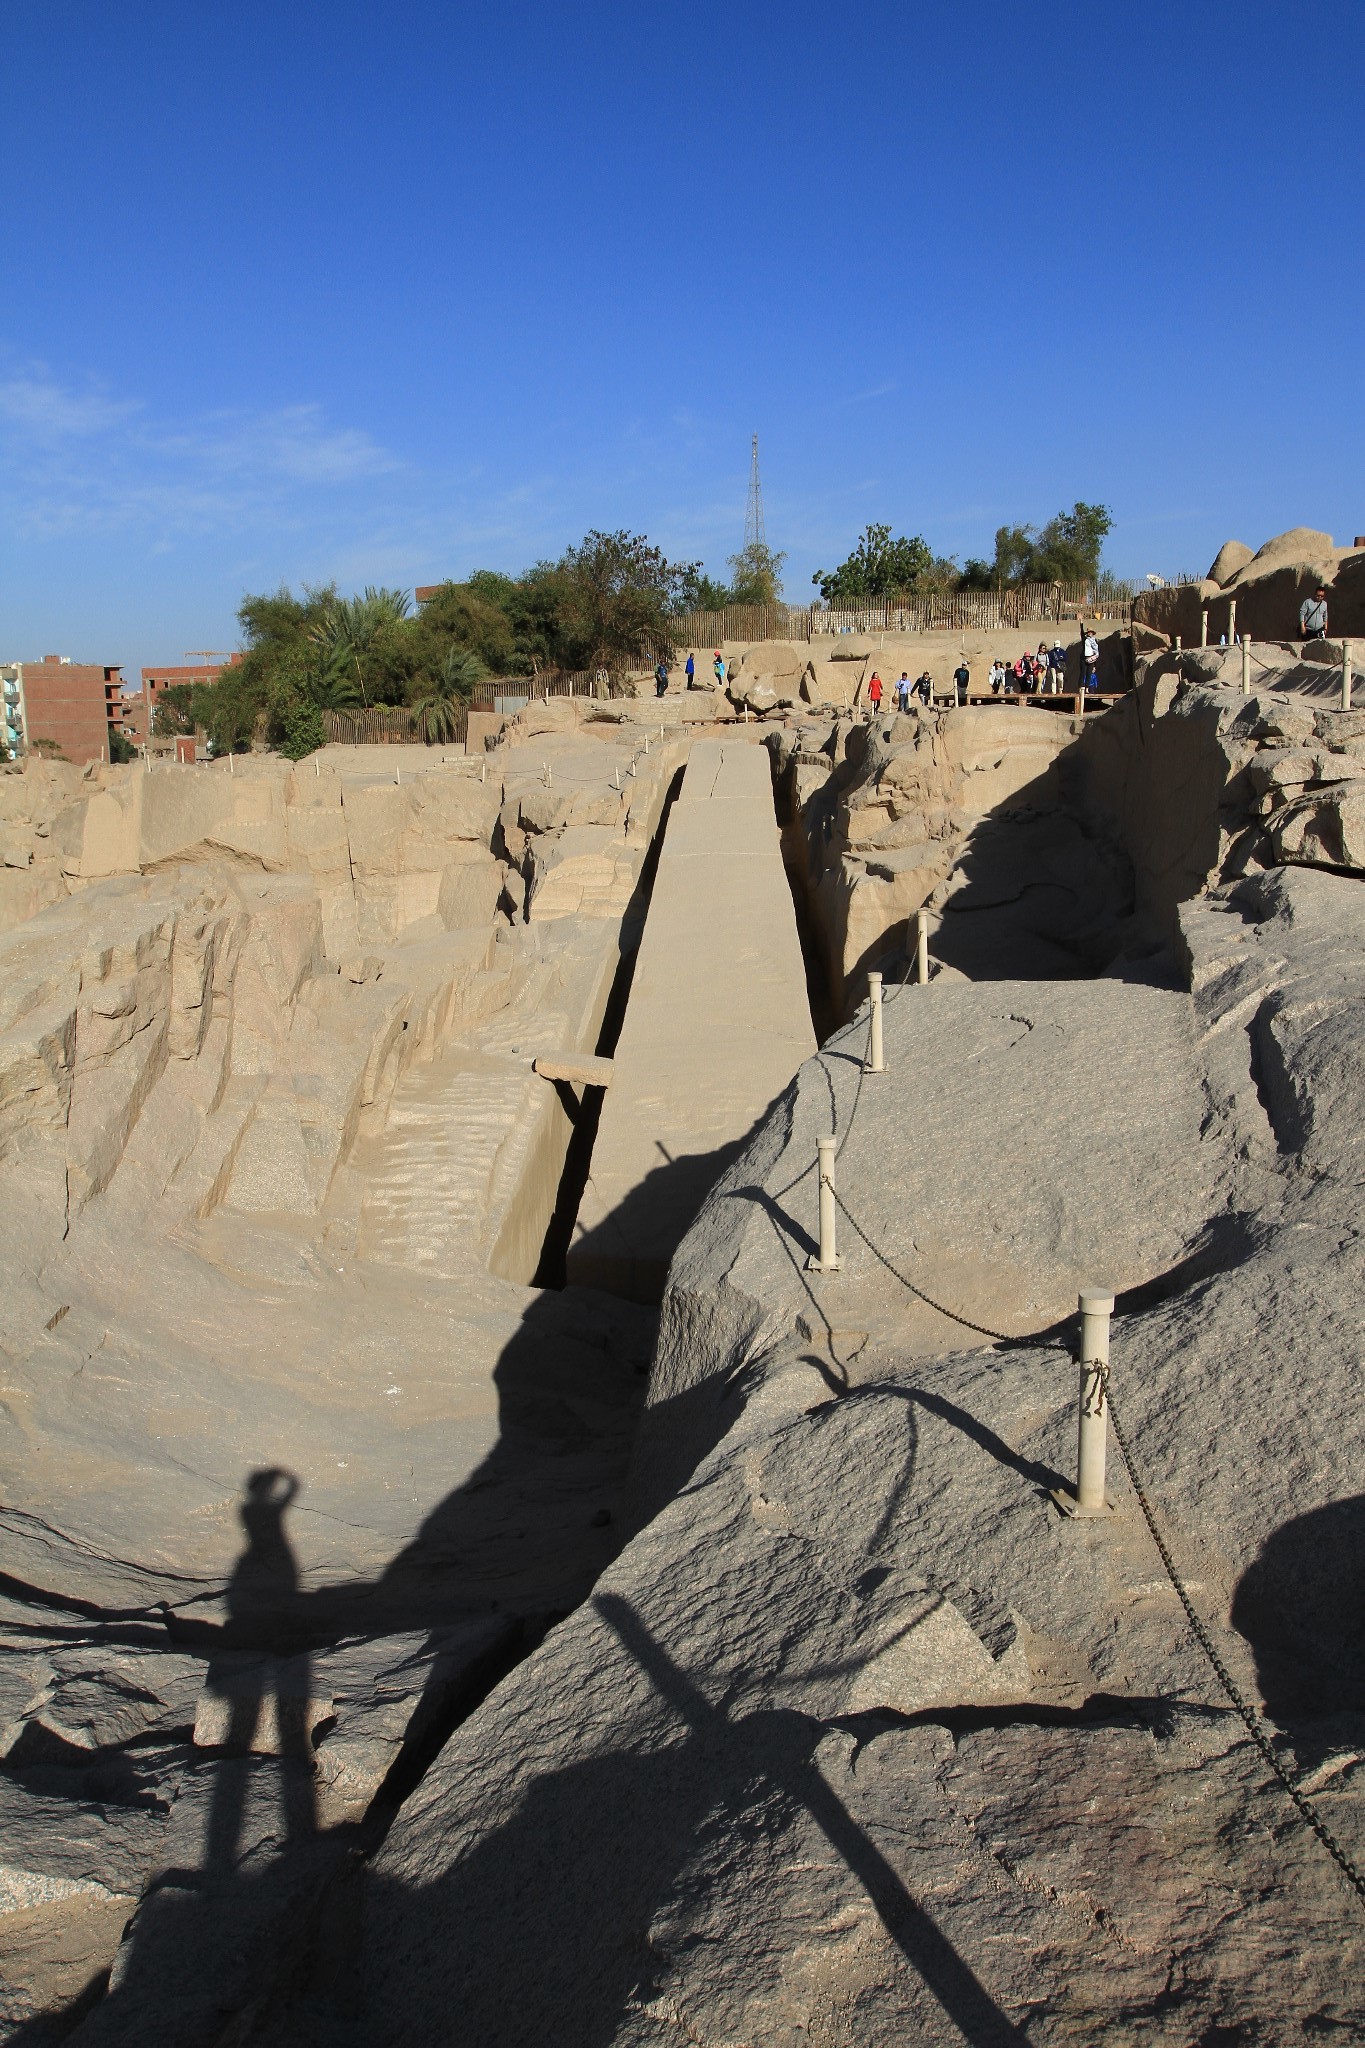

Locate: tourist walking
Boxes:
[1300,585,1329,641]
[953,660,970,706]
[988,658,1006,695]
[1047,640,1066,693]
[867,671,884,713]
[713,650,726,689]
[684,652,695,687]
[914,671,933,705]
[655,660,669,698]
[896,672,911,711]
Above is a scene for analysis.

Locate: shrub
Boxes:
[281,701,325,760]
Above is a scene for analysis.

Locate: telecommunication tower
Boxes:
[743,432,766,553]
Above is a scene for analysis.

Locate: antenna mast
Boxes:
[743,432,766,553]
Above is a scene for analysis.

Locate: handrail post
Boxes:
[915,907,929,985]
[1344,640,1354,712]
[1242,636,1252,696]
[1055,1287,1115,1517]
[867,973,884,1072]
[808,1136,841,1272]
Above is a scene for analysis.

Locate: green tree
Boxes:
[725,540,787,608]
[153,684,195,735]
[553,530,697,670]
[977,503,1113,588]
[409,646,486,743]
[309,587,412,707]
[407,580,520,675]
[674,566,732,614]
[107,722,137,763]
[812,524,935,604]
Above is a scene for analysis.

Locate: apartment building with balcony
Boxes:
[0,656,127,765]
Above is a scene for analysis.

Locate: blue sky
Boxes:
[2,0,1361,680]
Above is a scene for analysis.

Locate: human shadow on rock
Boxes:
[566,1139,746,1307]
[54,1292,649,2043]
[1231,1492,1365,1764]
[355,1594,1026,2048]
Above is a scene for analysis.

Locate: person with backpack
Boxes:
[1082,628,1100,692]
[914,671,933,704]
[654,659,669,698]
[713,650,726,689]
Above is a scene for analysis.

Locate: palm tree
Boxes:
[410,646,485,743]
[307,646,362,710]
[309,587,411,708]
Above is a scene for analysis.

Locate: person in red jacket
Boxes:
[867,671,884,713]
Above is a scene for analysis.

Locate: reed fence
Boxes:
[665,581,1142,649]
[322,704,466,746]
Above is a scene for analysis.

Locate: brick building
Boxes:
[128,653,242,743]
[0,656,127,766]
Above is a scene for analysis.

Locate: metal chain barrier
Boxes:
[794,915,1365,1907]
[830,1184,1042,1348]
[1097,1365,1365,1910]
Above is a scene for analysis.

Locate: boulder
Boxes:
[1208,538,1254,586]
[1242,525,1336,572]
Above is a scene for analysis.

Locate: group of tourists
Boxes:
[987,643,1056,694]
[664,652,732,695]
[865,630,1102,713]
[984,636,1100,695]
[669,630,1106,710]
[869,672,934,711]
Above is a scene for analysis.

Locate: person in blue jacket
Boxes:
[684,652,695,687]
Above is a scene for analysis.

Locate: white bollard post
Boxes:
[1343,641,1353,712]
[1174,634,1181,652]
[916,906,929,985]
[228,754,233,776]
[867,972,884,1072]
[613,766,621,790]
[1242,637,1252,696]
[395,766,400,785]
[1070,1287,1114,1516]
[314,755,320,777]
[1200,608,1209,648]
[1227,598,1237,647]
[810,1135,841,1271]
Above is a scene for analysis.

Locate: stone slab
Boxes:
[567,740,815,1302]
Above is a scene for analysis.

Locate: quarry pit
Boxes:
[4,527,1365,2043]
